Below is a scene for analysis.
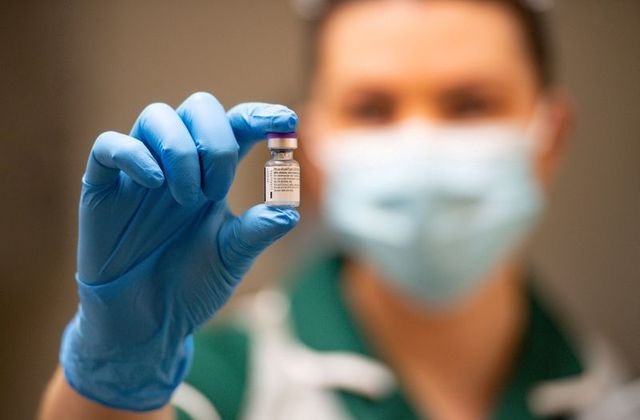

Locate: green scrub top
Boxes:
[176,255,583,420]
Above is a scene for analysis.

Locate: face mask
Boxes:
[310,116,547,307]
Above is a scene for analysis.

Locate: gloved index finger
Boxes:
[227,102,298,160]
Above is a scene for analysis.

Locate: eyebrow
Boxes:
[335,79,508,102]
[434,77,510,93]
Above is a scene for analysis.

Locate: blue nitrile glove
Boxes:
[60,92,300,411]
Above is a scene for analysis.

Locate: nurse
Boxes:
[40,0,632,419]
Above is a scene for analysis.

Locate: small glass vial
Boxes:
[264,132,300,208]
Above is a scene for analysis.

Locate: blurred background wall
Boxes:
[0,0,638,417]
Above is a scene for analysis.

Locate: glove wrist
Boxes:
[59,273,194,411]
[60,321,193,411]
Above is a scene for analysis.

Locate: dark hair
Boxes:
[307,0,553,87]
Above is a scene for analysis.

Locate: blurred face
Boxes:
[301,0,569,196]
[299,0,571,304]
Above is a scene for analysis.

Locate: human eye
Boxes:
[341,93,396,126]
[438,86,506,121]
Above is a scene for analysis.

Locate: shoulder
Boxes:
[174,322,250,420]
[521,284,631,417]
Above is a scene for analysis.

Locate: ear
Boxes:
[537,89,573,188]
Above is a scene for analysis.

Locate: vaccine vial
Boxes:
[264,132,300,208]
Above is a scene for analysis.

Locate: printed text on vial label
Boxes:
[265,166,300,203]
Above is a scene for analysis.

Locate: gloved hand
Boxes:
[60,92,300,411]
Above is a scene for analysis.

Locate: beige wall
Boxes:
[1,0,638,417]
[534,0,640,362]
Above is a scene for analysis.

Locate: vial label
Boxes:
[265,166,300,205]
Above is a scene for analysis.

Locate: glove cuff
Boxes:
[60,320,194,411]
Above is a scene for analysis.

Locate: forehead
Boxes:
[317,0,534,88]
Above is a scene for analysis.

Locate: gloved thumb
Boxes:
[218,204,300,281]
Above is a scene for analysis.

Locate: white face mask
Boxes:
[309,115,548,307]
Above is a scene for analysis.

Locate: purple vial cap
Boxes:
[266,131,297,139]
